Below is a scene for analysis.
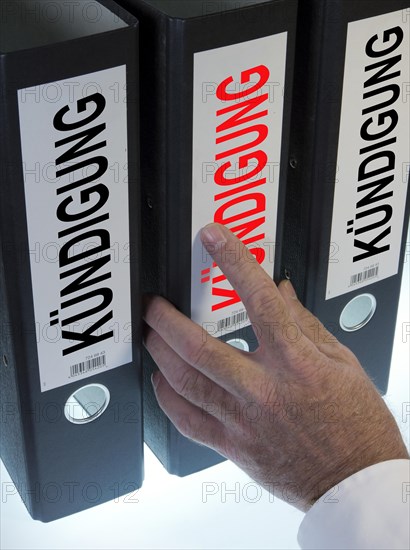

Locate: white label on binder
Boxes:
[326,10,410,300]
[191,34,288,338]
[18,66,132,392]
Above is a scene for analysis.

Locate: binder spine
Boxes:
[1,4,143,520]
[0,84,39,519]
[117,0,297,475]
[139,7,168,297]
[282,0,326,297]
[0,245,33,516]
[134,3,173,470]
[282,0,410,392]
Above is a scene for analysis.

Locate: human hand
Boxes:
[143,223,409,511]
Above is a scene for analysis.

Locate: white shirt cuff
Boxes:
[298,459,410,550]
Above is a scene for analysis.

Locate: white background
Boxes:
[1,248,409,549]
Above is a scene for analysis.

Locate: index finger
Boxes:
[200,223,307,353]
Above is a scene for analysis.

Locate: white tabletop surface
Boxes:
[1,252,409,550]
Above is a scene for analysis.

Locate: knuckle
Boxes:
[207,428,228,457]
[176,413,207,444]
[175,369,201,399]
[185,338,214,369]
[247,284,282,317]
[175,414,196,439]
[221,241,246,266]
[149,299,168,331]
[334,342,362,368]
[144,327,161,351]
[178,415,227,455]
[291,339,318,364]
[260,382,278,405]
[299,309,316,328]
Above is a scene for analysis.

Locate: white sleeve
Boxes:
[297,459,410,550]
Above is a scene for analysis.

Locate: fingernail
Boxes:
[200,223,227,250]
[283,280,298,300]
[151,372,160,391]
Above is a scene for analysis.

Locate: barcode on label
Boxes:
[70,354,106,378]
[217,311,249,332]
[350,266,379,287]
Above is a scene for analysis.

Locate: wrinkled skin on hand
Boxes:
[144,223,409,511]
